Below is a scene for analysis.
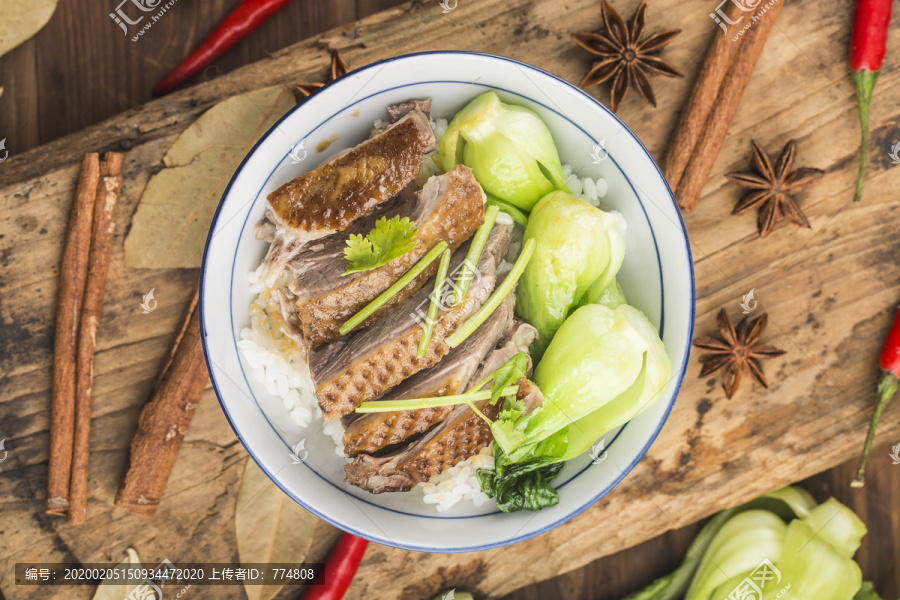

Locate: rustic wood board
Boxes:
[2,0,900,599]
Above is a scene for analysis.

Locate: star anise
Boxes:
[693,309,786,399]
[295,50,350,97]
[726,140,824,238]
[571,0,682,112]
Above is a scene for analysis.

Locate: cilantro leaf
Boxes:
[343,216,418,276]
[489,352,528,404]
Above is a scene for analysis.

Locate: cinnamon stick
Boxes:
[115,282,209,517]
[673,0,786,212]
[47,154,101,516]
[662,0,745,191]
[68,152,124,525]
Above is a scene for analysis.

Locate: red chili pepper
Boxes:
[852,305,900,487]
[849,0,893,202]
[301,532,369,600]
[153,0,294,96]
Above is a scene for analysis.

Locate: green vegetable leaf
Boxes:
[489,415,529,456]
[343,216,418,275]
[440,91,570,211]
[510,304,670,464]
[583,278,628,310]
[490,352,528,404]
[801,498,866,558]
[476,442,563,513]
[773,518,863,600]
[621,486,819,600]
[516,192,626,358]
[685,510,788,600]
[853,582,884,600]
[498,397,526,422]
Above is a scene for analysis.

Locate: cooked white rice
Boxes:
[419,446,494,512]
[562,163,608,208]
[238,271,345,456]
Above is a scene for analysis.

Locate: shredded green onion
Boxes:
[446,237,536,348]
[355,386,519,413]
[416,248,452,359]
[339,241,449,336]
[452,204,500,306]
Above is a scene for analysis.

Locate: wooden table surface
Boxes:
[1,1,898,599]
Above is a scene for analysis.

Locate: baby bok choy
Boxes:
[439,91,570,211]
[476,303,671,512]
[495,303,671,464]
[515,192,626,358]
[623,487,879,600]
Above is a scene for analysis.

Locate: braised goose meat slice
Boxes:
[341,291,515,457]
[260,109,435,284]
[387,99,432,123]
[256,187,417,355]
[309,224,509,420]
[267,110,435,239]
[344,366,543,494]
[287,165,485,349]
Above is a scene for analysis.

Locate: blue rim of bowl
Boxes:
[199,50,696,553]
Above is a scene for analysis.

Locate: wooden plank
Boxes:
[0,0,361,154]
[2,0,900,598]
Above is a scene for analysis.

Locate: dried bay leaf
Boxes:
[124,85,295,269]
[235,458,319,600]
[92,548,145,600]
[0,0,58,58]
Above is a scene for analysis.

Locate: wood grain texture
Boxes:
[1,0,900,599]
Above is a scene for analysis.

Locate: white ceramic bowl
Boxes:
[200,51,694,553]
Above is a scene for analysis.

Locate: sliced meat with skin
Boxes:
[255,186,417,353]
[255,180,416,246]
[310,224,510,420]
[343,370,544,494]
[387,99,432,123]
[290,165,485,349]
[341,291,515,457]
[267,110,435,240]
[345,398,501,493]
[259,110,435,285]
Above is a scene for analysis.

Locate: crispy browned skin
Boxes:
[344,369,544,494]
[310,225,509,420]
[343,397,456,460]
[397,400,500,481]
[296,165,485,348]
[266,111,434,236]
[342,293,515,457]
[344,400,501,493]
